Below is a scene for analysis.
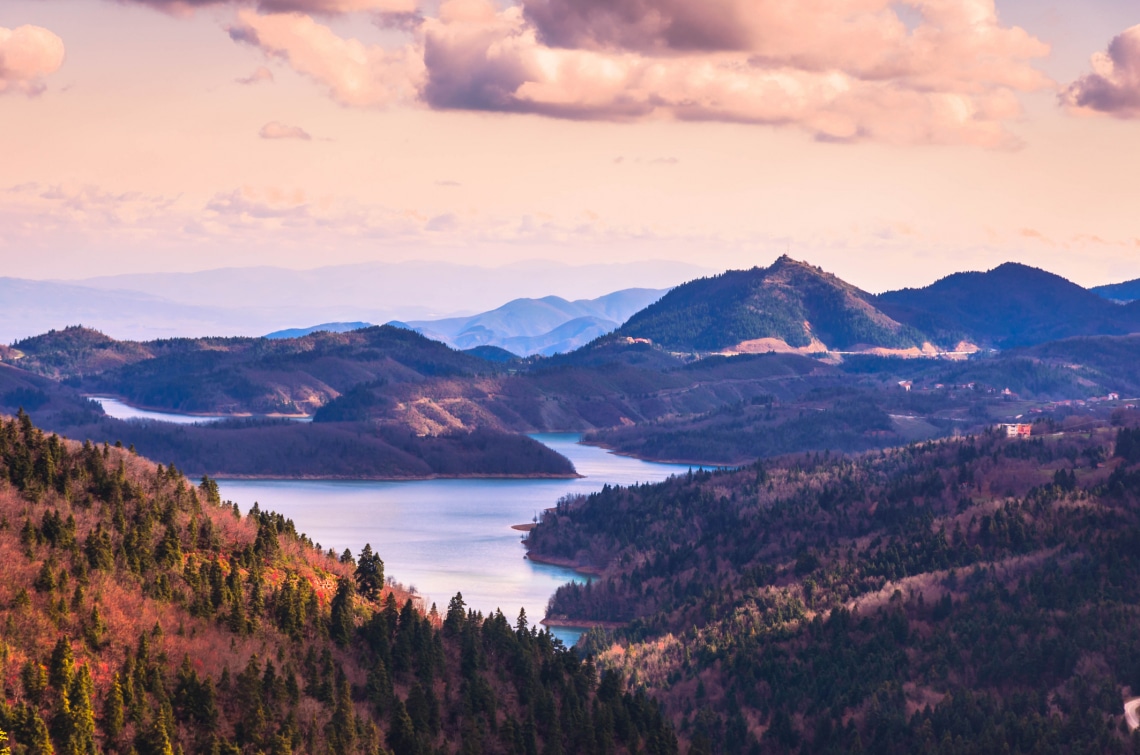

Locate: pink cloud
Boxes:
[229,10,424,107]
[229,0,1050,146]
[107,0,416,16]
[0,25,65,96]
[417,0,1047,146]
[259,120,312,139]
[1061,24,1140,119]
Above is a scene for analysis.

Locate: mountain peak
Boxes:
[616,259,923,353]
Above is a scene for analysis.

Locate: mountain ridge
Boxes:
[613,256,932,354]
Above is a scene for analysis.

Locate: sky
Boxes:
[0,0,1138,293]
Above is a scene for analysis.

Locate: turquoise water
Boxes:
[218,434,693,646]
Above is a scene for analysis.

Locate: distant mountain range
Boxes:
[265,322,373,339]
[0,259,709,343]
[609,257,1140,354]
[394,288,668,356]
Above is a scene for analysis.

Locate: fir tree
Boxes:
[329,579,355,648]
[354,544,384,600]
[102,674,125,745]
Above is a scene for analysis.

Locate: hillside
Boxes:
[0,363,577,480]
[12,326,502,416]
[528,420,1140,753]
[877,262,1140,348]
[312,351,834,438]
[583,346,1140,465]
[614,257,930,354]
[0,411,675,754]
[1091,277,1140,303]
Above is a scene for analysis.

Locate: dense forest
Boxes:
[528,418,1140,752]
[0,411,674,753]
[876,263,1140,349]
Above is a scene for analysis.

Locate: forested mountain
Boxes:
[528,419,1140,753]
[877,262,1140,348]
[10,259,1140,473]
[0,362,576,480]
[12,326,501,416]
[0,411,675,754]
[1091,277,1140,303]
[614,257,929,354]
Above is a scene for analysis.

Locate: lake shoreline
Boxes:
[213,472,584,482]
[87,394,311,420]
[577,436,742,468]
[525,550,604,576]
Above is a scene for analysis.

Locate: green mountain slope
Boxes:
[877,262,1140,348]
[528,422,1140,753]
[615,256,928,353]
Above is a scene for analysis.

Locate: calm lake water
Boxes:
[217,434,693,646]
[91,396,312,424]
[91,396,232,424]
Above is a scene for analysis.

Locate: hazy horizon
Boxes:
[3,0,1139,292]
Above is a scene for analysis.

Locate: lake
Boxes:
[209,434,693,646]
[91,396,312,424]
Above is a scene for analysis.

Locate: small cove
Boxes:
[85,395,693,646]
[217,434,693,645]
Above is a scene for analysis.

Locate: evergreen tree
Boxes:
[20,704,54,755]
[354,544,384,600]
[102,674,125,744]
[329,579,355,648]
[48,638,74,690]
[386,699,417,755]
[326,675,356,755]
[64,665,97,755]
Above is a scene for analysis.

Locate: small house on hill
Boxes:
[1002,423,1032,439]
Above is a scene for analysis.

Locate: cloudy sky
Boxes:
[1,0,1137,291]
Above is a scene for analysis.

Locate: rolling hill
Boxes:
[877,262,1140,348]
[11,325,502,416]
[614,256,932,354]
[1091,276,1140,302]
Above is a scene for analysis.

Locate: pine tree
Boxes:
[102,674,125,744]
[326,675,356,755]
[354,544,384,600]
[64,665,97,755]
[48,637,74,690]
[386,699,417,755]
[20,704,54,755]
[329,579,355,648]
